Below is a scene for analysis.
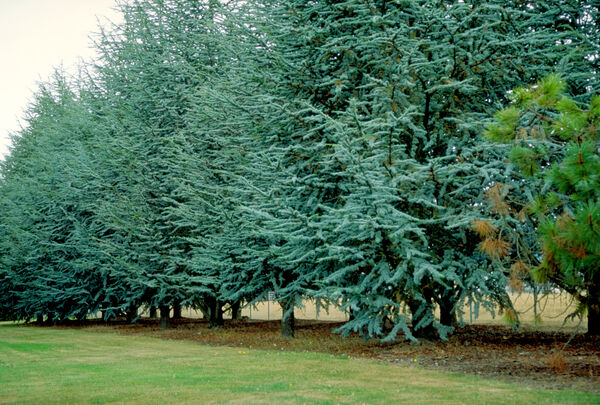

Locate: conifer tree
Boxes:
[242,0,598,339]
[0,0,261,325]
[1,0,598,340]
[90,0,199,323]
[90,0,253,325]
[485,75,600,335]
[0,74,110,322]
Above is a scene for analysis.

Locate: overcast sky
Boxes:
[0,0,123,160]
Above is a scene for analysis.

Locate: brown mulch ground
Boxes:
[54,318,600,393]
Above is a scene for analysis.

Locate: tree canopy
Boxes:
[485,75,600,335]
[1,0,598,337]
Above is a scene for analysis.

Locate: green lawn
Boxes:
[0,324,597,404]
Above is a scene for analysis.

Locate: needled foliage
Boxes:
[484,75,600,335]
[91,0,222,322]
[0,75,110,322]
[237,0,598,340]
[0,0,598,340]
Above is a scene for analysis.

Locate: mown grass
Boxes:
[0,323,597,404]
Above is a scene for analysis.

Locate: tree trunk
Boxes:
[589,305,600,336]
[36,314,44,324]
[231,301,241,320]
[439,294,458,328]
[159,305,170,329]
[149,306,157,318]
[217,301,225,326]
[172,302,182,319]
[126,304,138,324]
[76,310,88,322]
[207,297,224,328]
[587,285,600,336]
[217,304,224,324]
[408,298,437,340]
[280,299,295,338]
[439,305,457,328]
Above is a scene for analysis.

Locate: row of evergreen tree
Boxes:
[1,0,598,339]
